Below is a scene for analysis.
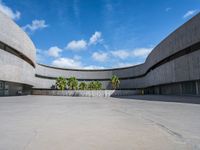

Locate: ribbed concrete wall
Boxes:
[123,50,200,89]
[0,12,36,65]
[0,50,35,86]
[36,64,113,80]
[0,11,35,90]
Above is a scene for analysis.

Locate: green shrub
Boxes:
[67,77,78,90]
[79,82,87,90]
[88,81,102,90]
[95,81,102,90]
[87,81,94,90]
[55,77,67,90]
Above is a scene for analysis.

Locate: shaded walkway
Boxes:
[114,95,200,104]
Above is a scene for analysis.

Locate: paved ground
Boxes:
[0,95,200,150]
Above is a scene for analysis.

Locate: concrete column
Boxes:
[195,81,199,95]
[180,83,183,96]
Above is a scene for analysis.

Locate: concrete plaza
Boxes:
[0,95,200,150]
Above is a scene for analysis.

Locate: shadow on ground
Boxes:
[112,95,200,104]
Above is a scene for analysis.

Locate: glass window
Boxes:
[0,82,3,89]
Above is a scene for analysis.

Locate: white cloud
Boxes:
[111,50,129,59]
[183,10,198,18]
[52,57,82,69]
[65,31,103,52]
[66,40,87,51]
[117,62,141,68]
[73,55,82,60]
[132,47,153,57]
[51,56,105,69]
[110,47,153,59]
[89,31,103,45]
[165,7,171,12]
[92,52,108,62]
[0,0,20,20]
[83,65,105,69]
[117,62,134,68]
[47,46,62,58]
[22,20,48,32]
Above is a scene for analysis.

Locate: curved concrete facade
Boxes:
[0,12,36,65]
[0,12,36,95]
[0,10,200,96]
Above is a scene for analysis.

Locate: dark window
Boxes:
[0,42,4,49]
[182,81,196,95]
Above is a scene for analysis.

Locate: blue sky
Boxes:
[0,0,199,69]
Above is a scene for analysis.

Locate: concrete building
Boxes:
[0,11,200,96]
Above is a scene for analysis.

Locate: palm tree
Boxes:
[67,77,78,90]
[110,75,120,90]
[55,77,67,90]
[94,81,102,90]
[79,82,87,90]
[87,81,95,90]
[87,81,102,90]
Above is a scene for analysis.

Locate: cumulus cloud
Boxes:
[22,20,48,32]
[83,65,105,69]
[66,40,87,51]
[117,62,141,68]
[183,10,198,18]
[73,55,82,60]
[111,47,153,59]
[132,47,153,57]
[117,62,133,68]
[47,46,62,58]
[65,31,103,52]
[51,56,105,69]
[52,57,82,69]
[111,50,129,59]
[0,0,20,20]
[92,52,108,62]
[89,31,103,45]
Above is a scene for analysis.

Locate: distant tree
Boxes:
[55,77,67,90]
[79,82,87,90]
[67,77,78,90]
[110,75,120,89]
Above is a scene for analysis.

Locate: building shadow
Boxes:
[112,95,200,104]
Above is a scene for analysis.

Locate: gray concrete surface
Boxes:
[0,50,35,86]
[0,95,200,150]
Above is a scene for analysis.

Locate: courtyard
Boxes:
[0,95,200,150]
